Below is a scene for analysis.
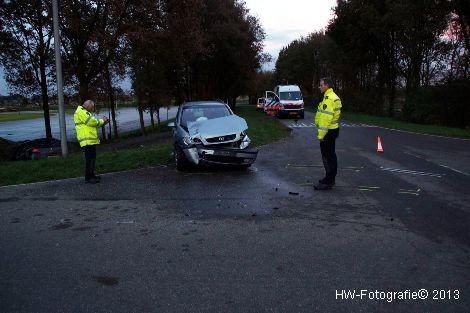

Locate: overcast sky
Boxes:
[0,0,336,95]
[245,0,337,69]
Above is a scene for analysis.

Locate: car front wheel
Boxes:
[175,145,190,171]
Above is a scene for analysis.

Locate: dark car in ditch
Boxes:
[168,101,258,170]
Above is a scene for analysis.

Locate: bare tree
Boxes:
[59,0,132,103]
[1,0,54,140]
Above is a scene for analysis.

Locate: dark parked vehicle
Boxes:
[14,138,61,160]
[168,101,258,171]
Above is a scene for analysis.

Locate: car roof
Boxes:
[181,101,227,107]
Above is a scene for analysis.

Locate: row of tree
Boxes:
[0,0,266,140]
[272,0,469,128]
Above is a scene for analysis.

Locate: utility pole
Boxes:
[52,0,68,157]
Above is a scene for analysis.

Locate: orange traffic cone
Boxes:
[377,136,384,152]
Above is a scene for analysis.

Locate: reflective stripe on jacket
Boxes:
[74,106,104,147]
[314,88,342,140]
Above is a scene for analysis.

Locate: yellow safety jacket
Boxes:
[74,105,104,147]
[314,88,342,140]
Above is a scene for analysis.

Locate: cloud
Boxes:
[245,0,336,70]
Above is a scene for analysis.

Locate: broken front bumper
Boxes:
[183,145,258,166]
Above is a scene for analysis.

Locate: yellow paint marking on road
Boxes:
[287,164,323,168]
[399,188,421,193]
[398,191,420,196]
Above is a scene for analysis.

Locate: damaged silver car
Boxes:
[168,101,258,170]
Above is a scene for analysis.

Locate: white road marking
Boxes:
[403,151,469,177]
[388,169,442,177]
[380,166,443,178]
[299,112,468,140]
[362,124,470,141]
[438,164,470,176]
[288,123,374,128]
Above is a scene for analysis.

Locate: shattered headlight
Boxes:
[182,136,200,146]
[239,133,251,149]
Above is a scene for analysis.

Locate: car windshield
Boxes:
[181,105,232,128]
[279,91,302,101]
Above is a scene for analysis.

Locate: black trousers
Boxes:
[320,128,339,184]
[83,144,97,180]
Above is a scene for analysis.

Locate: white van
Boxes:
[273,85,304,118]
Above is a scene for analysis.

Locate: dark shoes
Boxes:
[314,183,333,190]
[85,174,101,184]
[318,178,335,185]
[314,178,335,190]
[85,177,100,184]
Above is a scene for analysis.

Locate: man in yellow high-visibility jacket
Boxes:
[314,78,342,190]
[74,100,109,183]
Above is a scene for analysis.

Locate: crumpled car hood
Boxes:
[188,115,248,139]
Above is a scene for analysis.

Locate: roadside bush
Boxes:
[403,79,470,128]
[341,87,383,115]
[0,137,18,161]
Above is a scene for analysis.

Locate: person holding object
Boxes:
[314,78,342,190]
[74,100,109,184]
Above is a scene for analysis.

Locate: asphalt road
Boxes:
[1,111,469,313]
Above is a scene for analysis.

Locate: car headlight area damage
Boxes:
[170,101,258,170]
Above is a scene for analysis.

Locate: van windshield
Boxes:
[279,91,302,101]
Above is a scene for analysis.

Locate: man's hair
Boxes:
[320,77,334,88]
[83,100,94,107]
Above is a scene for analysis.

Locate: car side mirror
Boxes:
[168,122,175,128]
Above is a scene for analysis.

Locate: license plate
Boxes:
[289,112,297,115]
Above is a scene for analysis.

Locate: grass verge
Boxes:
[0,112,55,122]
[304,106,470,138]
[0,144,173,186]
[0,107,290,186]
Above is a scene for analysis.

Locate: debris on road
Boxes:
[50,219,73,230]
[93,276,119,286]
